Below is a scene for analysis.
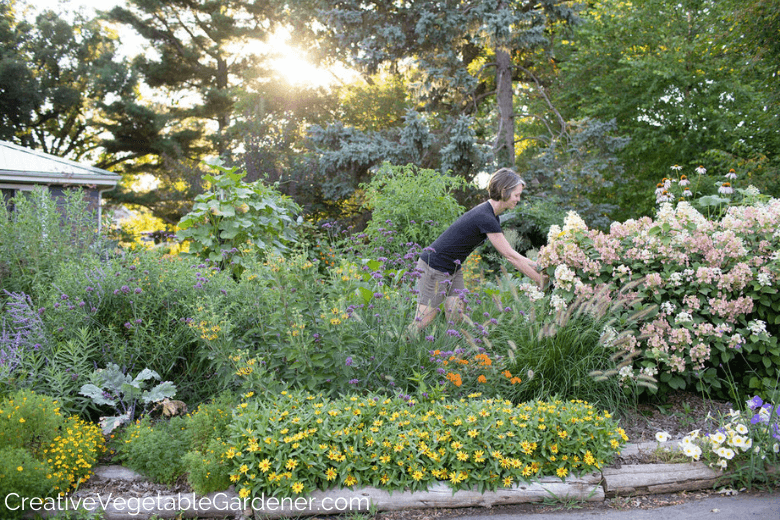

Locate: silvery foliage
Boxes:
[80,363,176,433]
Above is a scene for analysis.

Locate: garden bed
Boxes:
[56,392,736,519]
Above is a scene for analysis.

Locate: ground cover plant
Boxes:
[115,390,627,498]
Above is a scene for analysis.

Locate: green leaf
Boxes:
[356,286,374,305]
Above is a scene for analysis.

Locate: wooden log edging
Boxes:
[250,475,604,519]
[602,462,721,497]
[37,453,729,519]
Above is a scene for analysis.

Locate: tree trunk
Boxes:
[495,46,515,168]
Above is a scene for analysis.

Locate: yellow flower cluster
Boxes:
[44,417,106,494]
[223,392,627,499]
[1,391,105,496]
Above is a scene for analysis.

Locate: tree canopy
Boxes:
[1,0,777,228]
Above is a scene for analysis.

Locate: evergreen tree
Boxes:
[302,0,581,197]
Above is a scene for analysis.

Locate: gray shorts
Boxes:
[416,258,465,308]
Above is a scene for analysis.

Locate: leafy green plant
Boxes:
[6,327,99,416]
[80,363,176,433]
[0,447,61,519]
[117,416,191,485]
[177,162,301,276]
[0,186,111,300]
[360,162,467,254]
[39,250,234,404]
[182,393,236,494]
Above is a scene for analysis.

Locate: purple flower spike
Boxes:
[345,356,353,367]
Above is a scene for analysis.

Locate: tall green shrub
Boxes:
[361,163,467,254]
[0,187,110,299]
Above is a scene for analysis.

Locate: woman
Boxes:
[412,167,545,331]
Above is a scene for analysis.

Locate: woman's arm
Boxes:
[486,232,545,287]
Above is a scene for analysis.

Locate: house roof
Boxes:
[0,140,121,188]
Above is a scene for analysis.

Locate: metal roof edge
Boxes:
[0,171,119,187]
[0,140,122,181]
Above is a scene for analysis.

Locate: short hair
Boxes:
[487,168,525,201]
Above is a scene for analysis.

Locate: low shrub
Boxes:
[0,389,104,518]
[183,393,236,493]
[224,391,627,499]
[116,415,191,485]
[0,448,62,519]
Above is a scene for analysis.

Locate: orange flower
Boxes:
[477,375,487,383]
[446,373,463,387]
[510,377,522,385]
[475,353,492,366]
[502,370,512,378]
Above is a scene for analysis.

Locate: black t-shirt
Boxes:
[420,201,502,274]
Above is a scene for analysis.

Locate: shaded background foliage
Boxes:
[0,0,777,229]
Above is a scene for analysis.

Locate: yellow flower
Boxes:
[239,488,250,499]
[344,475,357,486]
[584,451,596,466]
[558,430,568,438]
[17,466,23,472]
[285,459,298,470]
[412,470,424,481]
[292,482,304,494]
[467,429,479,438]
[556,467,568,478]
[325,468,337,481]
[503,476,513,487]
[19,418,25,423]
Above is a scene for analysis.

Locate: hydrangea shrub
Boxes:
[538,199,780,397]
